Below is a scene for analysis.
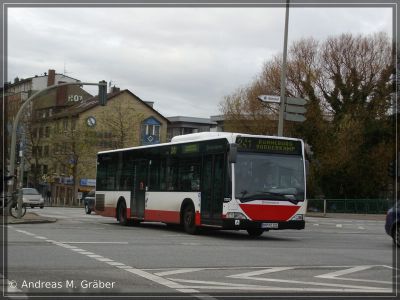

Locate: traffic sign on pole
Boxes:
[258,95,281,103]
[285,113,306,122]
[285,105,307,114]
[286,97,307,106]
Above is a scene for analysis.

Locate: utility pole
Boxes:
[278,0,290,136]
[7,81,107,218]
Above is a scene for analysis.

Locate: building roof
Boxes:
[167,116,217,125]
[5,72,80,89]
[50,89,169,123]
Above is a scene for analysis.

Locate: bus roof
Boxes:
[98,132,303,155]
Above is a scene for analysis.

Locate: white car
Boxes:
[22,188,44,209]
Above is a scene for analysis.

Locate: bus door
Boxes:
[201,154,225,225]
[131,160,148,219]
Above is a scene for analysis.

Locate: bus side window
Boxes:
[179,161,200,192]
[166,160,179,191]
[149,160,166,191]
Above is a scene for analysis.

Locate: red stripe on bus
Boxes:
[96,206,116,218]
[239,204,300,221]
[195,211,201,225]
[144,209,181,223]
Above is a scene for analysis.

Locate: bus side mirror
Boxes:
[229,144,237,163]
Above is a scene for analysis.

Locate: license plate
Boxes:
[261,223,278,229]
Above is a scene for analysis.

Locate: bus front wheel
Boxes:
[117,201,128,226]
[183,204,198,235]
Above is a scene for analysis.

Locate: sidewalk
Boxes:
[306,212,386,221]
[3,212,57,225]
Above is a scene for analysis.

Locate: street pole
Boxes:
[17,136,24,218]
[7,81,107,218]
[278,0,290,136]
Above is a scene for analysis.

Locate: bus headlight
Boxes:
[226,212,247,220]
[291,214,304,221]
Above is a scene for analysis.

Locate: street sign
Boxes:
[285,105,307,114]
[285,113,306,122]
[286,97,307,106]
[258,95,281,103]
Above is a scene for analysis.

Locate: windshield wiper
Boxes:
[239,191,302,204]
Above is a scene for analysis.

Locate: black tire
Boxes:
[183,204,198,234]
[40,205,44,209]
[247,228,265,237]
[117,201,128,226]
[30,205,34,208]
[85,204,92,214]
[393,226,400,247]
[130,219,141,226]
[9,203,27,218]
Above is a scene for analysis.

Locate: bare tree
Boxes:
[96,99,144,149]
[220,32,394,198]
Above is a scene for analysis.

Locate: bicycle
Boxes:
[8,192,27,218]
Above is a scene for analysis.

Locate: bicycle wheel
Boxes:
[9,203,26,218]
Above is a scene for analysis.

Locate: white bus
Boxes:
[95,132,306,236]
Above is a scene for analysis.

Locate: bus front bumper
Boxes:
[222,219,305,230]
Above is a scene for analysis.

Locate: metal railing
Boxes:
[307,199,393,215]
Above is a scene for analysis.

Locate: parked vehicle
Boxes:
[385,201,399,247]
[22,188,44,209]
[83,190,95,214]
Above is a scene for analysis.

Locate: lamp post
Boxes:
[7,81,107,218]
[278,0,290,136]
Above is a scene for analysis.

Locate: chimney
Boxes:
[56,82,67,106]
[145,101,154,108]
[111,86,120,93]
[47,69,55,86]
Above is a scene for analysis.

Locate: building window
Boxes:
[45,127,50,137]
[44,145,49,156]
[63,119,68,131]
[141,117,161,145]
[39,127,44,138]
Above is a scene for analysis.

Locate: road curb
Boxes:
[4,212,57,225]
[306,212,386,221]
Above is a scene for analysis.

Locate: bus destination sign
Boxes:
[236,137,302,155]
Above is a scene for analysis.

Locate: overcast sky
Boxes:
[7,6,392,118]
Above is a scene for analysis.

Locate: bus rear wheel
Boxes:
[117,201,128,226]
[247,228,264,237]
[183,204,198,235]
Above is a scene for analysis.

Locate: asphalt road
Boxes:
[2,207,399,299]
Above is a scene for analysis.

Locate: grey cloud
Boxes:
[7,6,392,118]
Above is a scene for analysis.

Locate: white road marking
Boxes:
[95,257,114,262]
[71,248,86,252]
[228,266,294,278]
[165,278,388,292]
[106,262,126,266]
[316,265,374,278]
[155,268,205,276]
[87,254,103,258]
[336,224,343,228]
[176,288,199,293]
[10,227,199,294]
[59,241,129,244]
[316,265,392,284]
[228,267,391,292]
[9,227,393,294]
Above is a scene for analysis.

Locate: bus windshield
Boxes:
[234,153,305,202]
